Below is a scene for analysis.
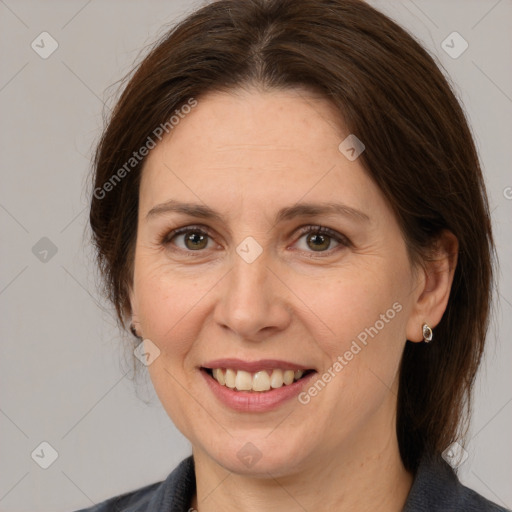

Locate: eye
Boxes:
[162,225,215,251]
[160,224,350,256]
[293,225,350,255]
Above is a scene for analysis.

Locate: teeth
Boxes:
[209,368,307,392]
[235,370,252,391]
[283,370,295,385]
[212,368,225,385]
[270,369,284,389]
[252,371,270,391]
[225,368,236,389]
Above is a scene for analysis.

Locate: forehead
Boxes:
[139,88,387,223]
[165,87,345,156]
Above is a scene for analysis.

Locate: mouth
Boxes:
[201,367,317,393]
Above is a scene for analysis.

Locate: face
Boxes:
[130,87,422,476]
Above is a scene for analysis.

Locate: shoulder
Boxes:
[403,454,510,512]
[72,481,162,512]
[71,456,196,512]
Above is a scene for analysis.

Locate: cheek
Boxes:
[308,264,406,341]
[306,264,409,395]
[304,275,408,434]
[132,258,210,434]
[132,255,208,357]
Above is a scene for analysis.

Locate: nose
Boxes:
[213,250,292,342]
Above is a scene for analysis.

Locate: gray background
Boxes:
[0,1,511,510]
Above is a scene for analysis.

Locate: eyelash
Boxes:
[160,224,351,257]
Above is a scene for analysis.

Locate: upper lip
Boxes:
[201,358,315,372]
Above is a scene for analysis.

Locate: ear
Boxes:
[406,230,459,342]
[127,283,141,335]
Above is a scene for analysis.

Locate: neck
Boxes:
[190,429,413,512]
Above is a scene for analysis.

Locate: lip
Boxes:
[201,358,314,372]
[200,367,317,413]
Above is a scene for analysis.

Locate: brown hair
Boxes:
[90,0,495,472]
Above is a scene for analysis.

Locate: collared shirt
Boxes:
[73,455,510,511]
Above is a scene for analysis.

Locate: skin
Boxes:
[129,87,458,512]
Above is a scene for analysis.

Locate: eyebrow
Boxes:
[146,199,370,223]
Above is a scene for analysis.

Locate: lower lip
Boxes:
[200,368,317,413]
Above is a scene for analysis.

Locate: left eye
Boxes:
[294,226,347,253]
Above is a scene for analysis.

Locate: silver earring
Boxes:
[422,323,433,343]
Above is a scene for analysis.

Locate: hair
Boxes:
[89,0,495,473]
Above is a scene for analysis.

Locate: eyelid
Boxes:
[161,224,215,245]
[291,224,351,252]
[160,225,220,255]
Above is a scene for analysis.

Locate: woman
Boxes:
[78,0,508,510]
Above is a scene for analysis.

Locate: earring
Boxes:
[422,323,433,343]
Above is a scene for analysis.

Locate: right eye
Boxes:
[162,226,216,252]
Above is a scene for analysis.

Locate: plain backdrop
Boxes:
[0,1,511,511]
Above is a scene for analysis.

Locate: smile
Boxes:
[203,367,315,392]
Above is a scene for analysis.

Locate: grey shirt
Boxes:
[74,455,510,511]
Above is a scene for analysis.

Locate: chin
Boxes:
[201,436,310,477]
